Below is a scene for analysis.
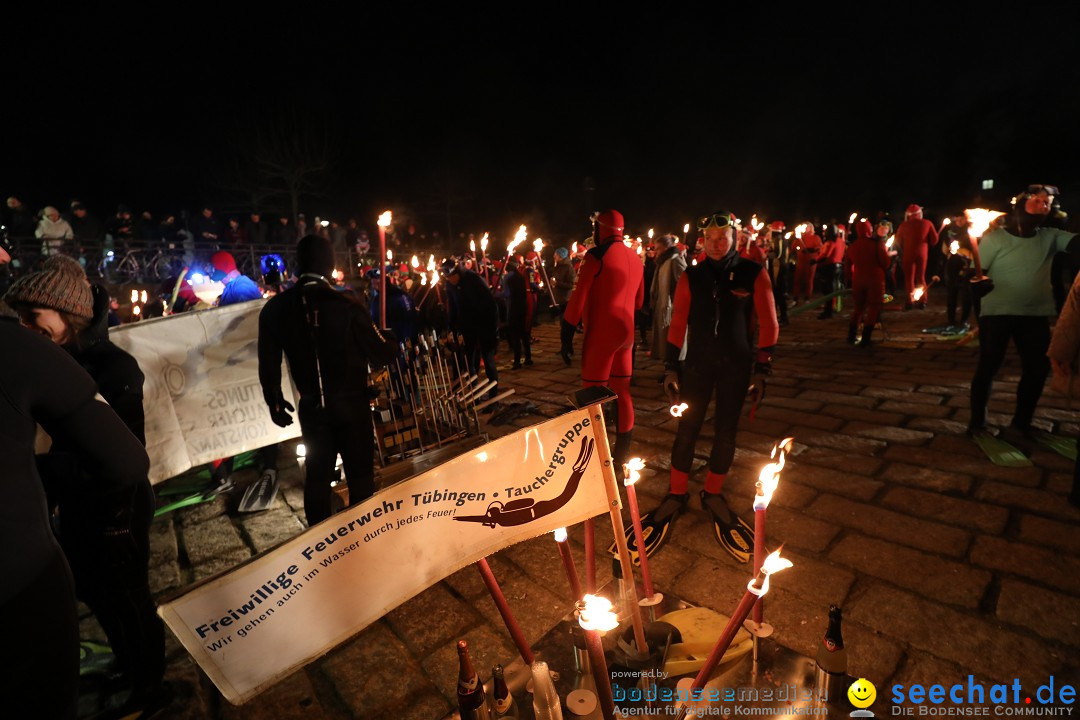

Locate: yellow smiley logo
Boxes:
[848,678,877,708]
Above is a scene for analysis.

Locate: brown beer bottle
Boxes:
[491,664,518,718]
[457,640,492,720]
[814,605,847,701]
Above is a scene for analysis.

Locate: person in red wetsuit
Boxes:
[562,210,644,468]
[792,223,823,304]
[897,204,939,309]
[846,219,890,346]
[630,211,779,563]
[816,223,848,319]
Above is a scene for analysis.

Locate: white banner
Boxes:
[158,408,609,704]
[109,301,301,484]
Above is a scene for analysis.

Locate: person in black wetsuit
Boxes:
[0,314,151,720]
[259,235,394,525]
[5,256,167,717]
[629,211,779,564]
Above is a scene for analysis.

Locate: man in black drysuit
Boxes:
[258,235,394,525]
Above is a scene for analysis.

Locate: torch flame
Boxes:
[913,286,925,302]
[648,228,654,239]
[469,240,476,252]
[427,255,436,271]
[749,548,794,597]
[886,235,895,250]
[624,457,646,486]
[784,232,792,240]
[849,212,857,225]
[130,289,138,303]
[964,208,1005,240]
[683,223,690,234]
[554,527,568,543]
[571,241,578,254]
[795,223,807,239]
[480,233,489,251]
[377,211,392,228]
[411,255,420,268]
[950,240,960,255]
[132,305,141,316]
[386,249,393,261]
[754,437,794,510]
[670,402,688,418]
[533,238,543,253]
[140,290,147,303]
[942,218,952,227]
[506,224,528,256]
[420,275,427,286]
[578,594,619,631]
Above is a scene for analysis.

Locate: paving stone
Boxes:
[175,494,229,526]
[781,462,883,501]
[883,446,1043,487]
[844,423,933,444]
[472,566,576,646]
[970,536,1080,595]
[888,651,996,707]
[881,486,1009,534]
[322,622,435,717]
[239,508,307,553]
[421,625,517,705]
[806,494,970,557]
[818,404,907,426]
[974,482,1080,521]
[1017,514,1080,556]
[996,578,1080,647]
[759,505,841,553]
[797,432,886,454]
[444,554,521,600]
[763,396,826,413]
[385,583,481,656]
[928,433,992,459]
[860,387,945,405]
[879,463,972,494]
[772,549,856,608]
[906,417,970,435]
[150,561,184,595]
[877,400,953,418]
[829,535,990,608]
[792,448,884,477]
[150,515,179,566]
[190,550,253,583]
[798,390,878,409]
[848,583,1063,690]
[221,669,329,720]
[181,516,249,565]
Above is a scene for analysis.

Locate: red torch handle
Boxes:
[691,586,758,691]
[625,483,655,598]
[584,518,596,594]
[753,507,765,626]
[476,558,535,665]
[584,627,617,720]
[557,540,583,603]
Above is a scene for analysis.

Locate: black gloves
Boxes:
[270,398,295,428]
[749,347,774,407]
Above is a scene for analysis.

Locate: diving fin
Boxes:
[79,641,116,677]
[701,491,754,564]
[154,478,236,517]
[238,469,280,513]
[1032,430,1078,461]
[609,492,688,565]
[971,430,1033,468]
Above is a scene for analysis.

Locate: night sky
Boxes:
[8,8,1079,245]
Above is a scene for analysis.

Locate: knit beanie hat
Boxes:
[4,259,94,319]
[554,247,569,259]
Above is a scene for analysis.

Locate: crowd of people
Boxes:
[1,181,1078,718]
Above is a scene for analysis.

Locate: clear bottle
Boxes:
[457,640,492,720]
[491,664,518,718]
[814,605,847,702]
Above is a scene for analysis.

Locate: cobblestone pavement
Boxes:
[105,292,1079,719]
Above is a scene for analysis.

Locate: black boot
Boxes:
[858,327,874,346]
[847,325,858,344]
[612,431,633,471]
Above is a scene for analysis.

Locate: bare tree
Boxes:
[222,104,338,221]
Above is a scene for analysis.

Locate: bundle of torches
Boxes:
[546,438,795,718]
